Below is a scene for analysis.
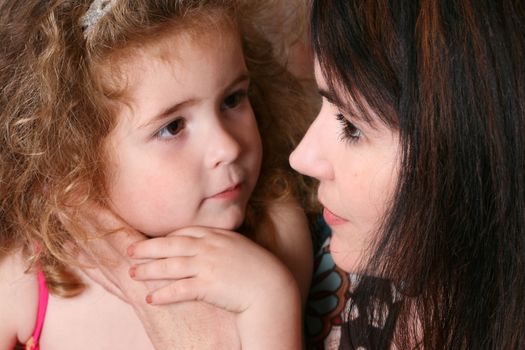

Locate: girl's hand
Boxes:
[62,205,241,349]
[129,227,294,310]
[129,227,303,349]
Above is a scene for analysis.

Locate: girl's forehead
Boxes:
[133,19,237,63]
[101,23,240,98]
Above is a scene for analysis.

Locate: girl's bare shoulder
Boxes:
[267,196,313,302]
[0,250,39,347]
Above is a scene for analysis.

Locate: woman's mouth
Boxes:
[323,207,349,226]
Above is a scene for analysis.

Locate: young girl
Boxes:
[0,0,317,349]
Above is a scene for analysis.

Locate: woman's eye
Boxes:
[336,114,362,142]
[221,90,247,110]
[156,118,185,139]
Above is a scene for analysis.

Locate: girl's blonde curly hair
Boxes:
[0,0,318,297]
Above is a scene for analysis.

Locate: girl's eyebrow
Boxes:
[144,98,198,127]
[225,72,250,91]
[140,72,251,129]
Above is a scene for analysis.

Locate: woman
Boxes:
[75,0,525,348]
[295,0,525,348]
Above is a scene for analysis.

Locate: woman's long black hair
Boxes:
[311,0,525,348]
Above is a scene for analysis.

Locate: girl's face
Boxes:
[289,61,400,273]
[104,25,262,237]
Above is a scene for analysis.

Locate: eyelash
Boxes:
[156,117,185,140]
[220,89,248,111]
[154,89,248,140]
[336,113,362,143]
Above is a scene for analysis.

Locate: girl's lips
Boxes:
[209,183,242,200]
[323,207,349,226]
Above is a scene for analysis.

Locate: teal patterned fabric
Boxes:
[305,217,401,350]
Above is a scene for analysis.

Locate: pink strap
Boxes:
[26,269,49,350]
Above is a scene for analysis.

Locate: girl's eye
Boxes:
[156,118,185,139]
[221,90,247,110]
[336,114,362,142]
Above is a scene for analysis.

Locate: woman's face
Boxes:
[289,61,400,273]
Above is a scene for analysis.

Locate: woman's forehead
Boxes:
[314,56,399,130]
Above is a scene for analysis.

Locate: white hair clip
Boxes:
[80,0,117,37]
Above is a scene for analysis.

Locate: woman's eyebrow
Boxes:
[318,88,346,109]
[318,88,335,101]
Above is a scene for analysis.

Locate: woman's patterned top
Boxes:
[305,218,402,350]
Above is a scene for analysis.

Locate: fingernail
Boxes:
[129,266,136,278]
[127,244,135,257]
[146,294,153,304]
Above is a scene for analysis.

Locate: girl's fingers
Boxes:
[131,257,198,280]
[129,235,201,259]
[147,279,204,305]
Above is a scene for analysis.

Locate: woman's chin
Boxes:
[329,233,367,274]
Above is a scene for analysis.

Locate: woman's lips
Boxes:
[323,207,349,226]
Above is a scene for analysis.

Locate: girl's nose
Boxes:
[289,116,335,180]
[204,122,242,168]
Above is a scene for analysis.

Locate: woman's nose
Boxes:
[289,116,335,180]
[204,122,242,168]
